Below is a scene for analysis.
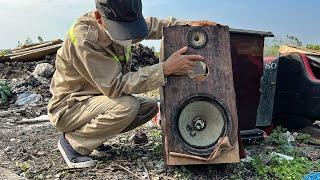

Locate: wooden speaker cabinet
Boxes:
[160,25,240,165]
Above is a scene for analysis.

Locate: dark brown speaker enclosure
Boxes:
[160,25,240,165]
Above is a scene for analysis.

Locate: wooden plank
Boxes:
[279,45,320,56]
[12,43,41,51]
[10,43,62,61]
[11,39,62,54]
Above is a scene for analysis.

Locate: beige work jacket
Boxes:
[48,12,186,125]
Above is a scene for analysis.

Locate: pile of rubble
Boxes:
[0,41,170,180]
[0,41,160,113]
[131,43,159,72]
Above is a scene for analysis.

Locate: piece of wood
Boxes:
[142,162,151,180]
[279,45,320,56]
[117,164,142,179]
[9,43,61,58]
[12,43,41,51]
[10,43,62,61]
[11,39,62,54]
[161,25,239,165]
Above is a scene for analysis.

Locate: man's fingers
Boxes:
[182,64,194,70]
[184,54,204,61]
[175,46,187,55]
[189,61,196,66]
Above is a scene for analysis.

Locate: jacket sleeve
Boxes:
[145,17,190,40]
[72,39,166,98]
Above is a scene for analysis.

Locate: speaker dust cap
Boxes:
[173,95,232,156]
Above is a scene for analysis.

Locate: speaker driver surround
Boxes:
[172,94,232,156]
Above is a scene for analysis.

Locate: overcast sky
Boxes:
[0,0,319,50]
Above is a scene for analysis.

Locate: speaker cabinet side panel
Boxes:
[230,34,264,130]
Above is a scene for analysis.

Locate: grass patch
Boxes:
[251,155,319,180]
[250,126,320,179]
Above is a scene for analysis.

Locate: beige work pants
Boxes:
[55,95,158,155]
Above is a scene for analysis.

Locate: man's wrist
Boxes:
[162,62,169,76]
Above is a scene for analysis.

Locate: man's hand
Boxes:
[163,47,204,76]
[190,20,217,27]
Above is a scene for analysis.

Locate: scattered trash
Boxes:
[155,160,165,170]
[271,152,294,161]
[33,63,55,79]
[314,120,320,127]
[240,128,265,144]
[132,131,148,145]
[240,156,253,163]
[0,80,12,105]
[15,92,42,106]
[297,126,320,145]
[284,131,295,142]
[16,115,49,124]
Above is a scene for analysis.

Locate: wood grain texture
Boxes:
[160,25,239,165]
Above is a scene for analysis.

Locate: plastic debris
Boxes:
[33,63,55,79]
[241,156,253,163]
[304,172,320,180]
[271,152,294,161]
[15,92,42,106]
[284,131,295,142]
[314,120,320,127]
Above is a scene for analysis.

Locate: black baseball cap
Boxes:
[96,0,149,40]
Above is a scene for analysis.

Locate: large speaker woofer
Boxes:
[172,94,232,156]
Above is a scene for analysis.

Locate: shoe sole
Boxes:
[58,139,96,168]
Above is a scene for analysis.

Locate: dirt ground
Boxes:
[0,46,319,179]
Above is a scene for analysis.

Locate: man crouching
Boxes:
[48,0,212,168]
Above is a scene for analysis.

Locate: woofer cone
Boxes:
[172,94,232,156]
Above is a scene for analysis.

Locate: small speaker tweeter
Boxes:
[187,27,208,49]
